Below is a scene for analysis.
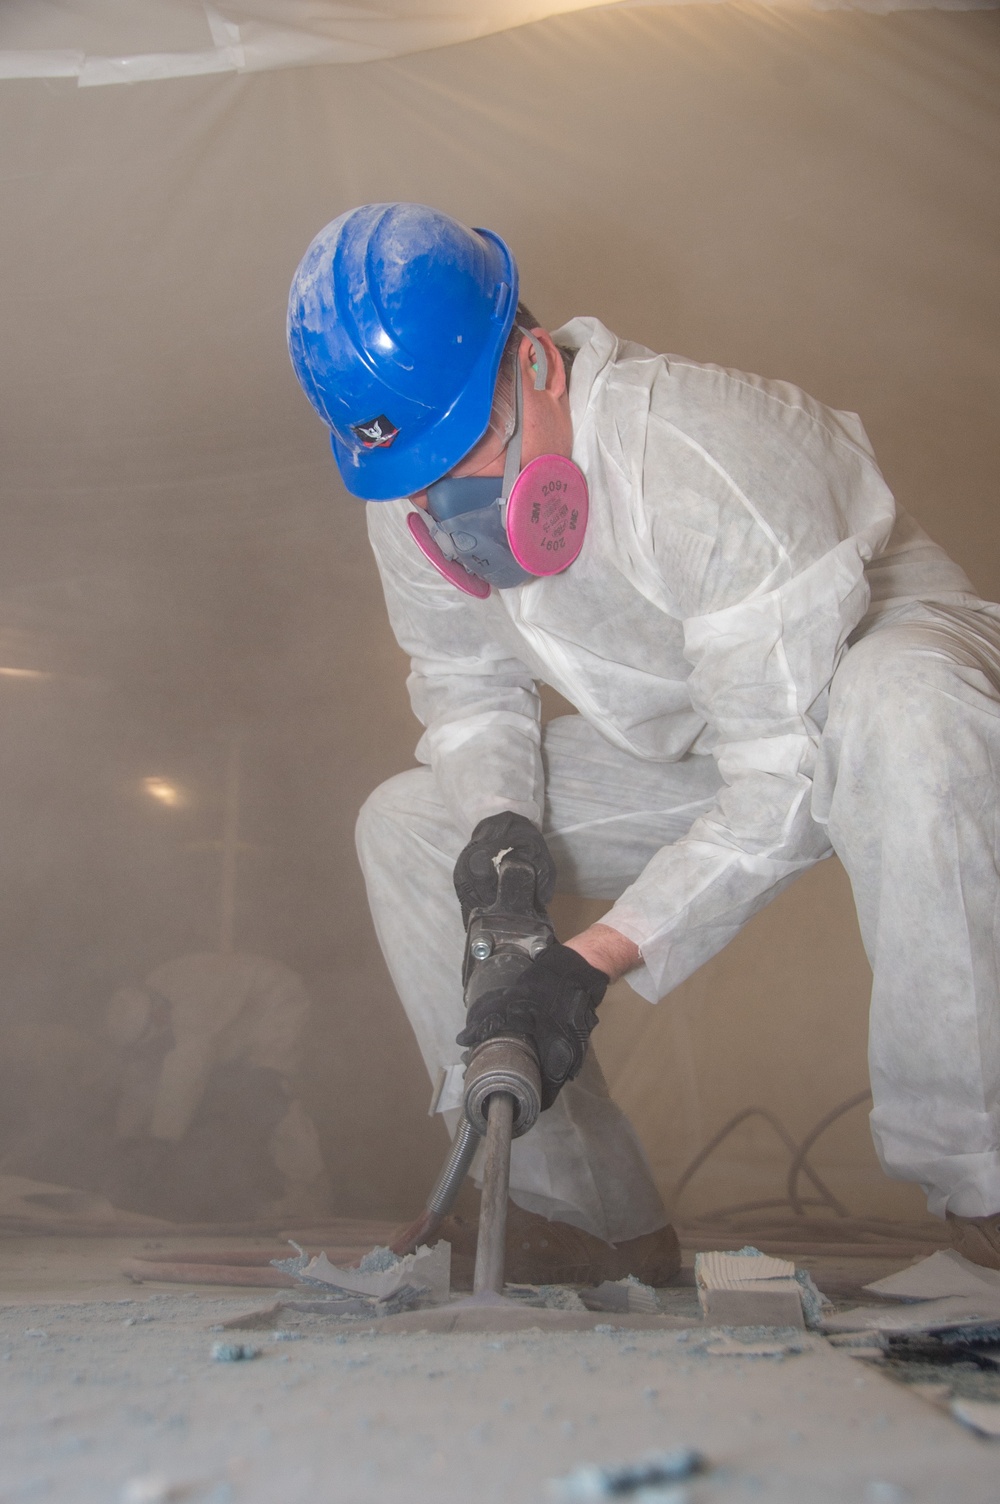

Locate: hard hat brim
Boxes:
[330,337,507,502]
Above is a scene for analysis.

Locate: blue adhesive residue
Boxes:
[210,1342,260,1363]
[357,1245,400,1274]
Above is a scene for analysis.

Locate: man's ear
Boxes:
[519,327,567,401]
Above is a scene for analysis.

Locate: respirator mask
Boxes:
[406,330,589,597]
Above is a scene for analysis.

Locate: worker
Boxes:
[287,202,1000,1279]
[106,952,329,1222]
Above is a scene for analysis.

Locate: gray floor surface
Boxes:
[0,1237,997,1504]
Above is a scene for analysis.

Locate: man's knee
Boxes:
[356,768,430,868]
[829,627,969,757]
[355,766,463,881]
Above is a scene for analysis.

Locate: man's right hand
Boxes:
[456,940,608,1108]
[453,810,556,925]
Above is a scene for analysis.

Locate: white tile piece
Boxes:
[823,1294,1000,1334]
[863,1249,1000,1301]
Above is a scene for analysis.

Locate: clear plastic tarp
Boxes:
[1,0,997,83]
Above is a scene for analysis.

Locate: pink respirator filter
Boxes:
[505,455,589,575]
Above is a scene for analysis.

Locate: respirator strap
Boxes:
[501,328,549,505]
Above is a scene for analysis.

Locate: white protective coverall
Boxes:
[108,952,328,1213]
[357,318,1000,1241]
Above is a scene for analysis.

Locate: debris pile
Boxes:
[271,1238,451,1316]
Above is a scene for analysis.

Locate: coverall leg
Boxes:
[815,600,1000,1219]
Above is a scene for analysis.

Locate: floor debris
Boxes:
[823,1297,1000,1335]
[506,1284,588,1311]
[863,1249,1000,1305]
[821,1249,1000,1343]
[579,1276,659,1315]
[549,1446,707,1500]
[272,1238,450,1305]
[210,1340,261,1361]
[695,1247,805,1328]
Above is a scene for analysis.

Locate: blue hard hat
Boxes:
[287,203,519,501]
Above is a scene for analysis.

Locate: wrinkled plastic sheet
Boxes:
[2,0,998,86]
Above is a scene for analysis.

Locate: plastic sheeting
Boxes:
[1,0,997,84]
[0,2,616,82]
[0,4,997,1225]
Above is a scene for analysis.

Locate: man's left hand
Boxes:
[456,940,609,1109]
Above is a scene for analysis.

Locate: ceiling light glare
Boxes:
[142,776,187,809]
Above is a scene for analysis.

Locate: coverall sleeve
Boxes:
[366,500,545,838]
[603,380,897,1002]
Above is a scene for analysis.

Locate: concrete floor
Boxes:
[0,1236,997,1504]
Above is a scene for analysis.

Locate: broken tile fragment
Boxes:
[580,1276,659,1315]
[272,1238,450,1305]
[210,1341,260,1362]
[549,1447,707,1500]
[695,1248,804,1329]
[863,1249,1000,1304]
[823,1296,1000,1335]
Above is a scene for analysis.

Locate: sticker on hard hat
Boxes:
[352,414,399,449]
[505,455,589,576]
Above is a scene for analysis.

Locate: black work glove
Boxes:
[453,810,556,925]
[456,940,608,1109]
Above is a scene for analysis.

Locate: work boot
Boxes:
[439,1205,681,1289]
[946,1211,1000,1271]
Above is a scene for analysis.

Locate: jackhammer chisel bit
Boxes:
[463,1031,541,1292]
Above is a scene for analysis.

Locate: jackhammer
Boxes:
[390,852,551,1293]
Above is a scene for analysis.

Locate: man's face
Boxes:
[409,327,573,509]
